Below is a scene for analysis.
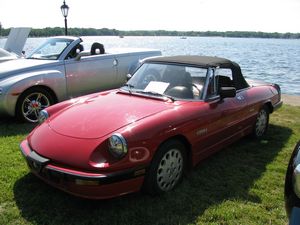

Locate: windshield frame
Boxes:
[122,62,210,101]
[27,38,73,60]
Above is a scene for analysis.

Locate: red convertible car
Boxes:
[20,56,282,199]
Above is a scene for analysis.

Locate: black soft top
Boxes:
[145,55,233,67]
[145,55,249,90]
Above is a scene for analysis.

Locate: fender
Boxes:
[0,70,66,116]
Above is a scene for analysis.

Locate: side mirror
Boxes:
[220,87,236,99]
[126,74,132,81]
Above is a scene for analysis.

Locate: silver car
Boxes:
[0,36,161,122]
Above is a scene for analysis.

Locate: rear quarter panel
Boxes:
[246,85,280,113]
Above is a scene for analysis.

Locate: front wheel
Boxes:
[252,105,269,139]
[143,140,186,195]
[16,87,55,123]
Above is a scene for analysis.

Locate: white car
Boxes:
[0,36,161,122]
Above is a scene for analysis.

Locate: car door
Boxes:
[192,68,248,157]
[64,54,118,98]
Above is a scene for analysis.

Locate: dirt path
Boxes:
[282,94,300,106]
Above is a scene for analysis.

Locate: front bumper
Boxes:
[20,140,146,199]
[0,88,18,117]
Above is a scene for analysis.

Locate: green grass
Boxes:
[0,105,299,225]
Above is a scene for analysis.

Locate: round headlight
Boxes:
[38,109,49,123]
[108,133,128,158]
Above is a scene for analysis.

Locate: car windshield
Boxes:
[124,62,208,100]
[27,38,73,60]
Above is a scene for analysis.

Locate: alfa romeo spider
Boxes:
[20,55,282,199]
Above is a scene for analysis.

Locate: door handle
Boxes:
[113,59,118,66]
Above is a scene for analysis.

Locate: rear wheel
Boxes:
[16,87,55,123]
[252,105,269,139]
[143,139,186,195]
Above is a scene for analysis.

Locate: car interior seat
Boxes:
[216,75,233,92]
[163,69,194,99]
[90,42,105,55]
[67,44,83,59]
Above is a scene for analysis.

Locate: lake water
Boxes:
[1,36,300,95]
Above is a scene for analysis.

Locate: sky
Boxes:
[0,0,300,33]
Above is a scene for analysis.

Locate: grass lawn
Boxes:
[0,105,299,225]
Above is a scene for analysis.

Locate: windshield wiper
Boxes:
[135,90,175,102]
[26,57,44,60]
[123,84,134,94]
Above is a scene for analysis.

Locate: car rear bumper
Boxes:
[20,140,146,199]
[273,100,283,111]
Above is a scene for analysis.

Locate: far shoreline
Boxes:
[1,27,300,39]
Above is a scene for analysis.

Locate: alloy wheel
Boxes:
[21,92,51,123]
[255,109,268,137]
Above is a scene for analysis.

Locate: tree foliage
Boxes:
[0,27,300,39]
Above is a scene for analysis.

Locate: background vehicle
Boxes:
[0,48,18,63]
[0,27,30,63]
[20,55,282,199]
[0,36,161,122]
[285,141,300,224]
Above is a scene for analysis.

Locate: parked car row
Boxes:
[2,35,295,222]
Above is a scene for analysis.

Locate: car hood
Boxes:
[48,91,178,139]
[0,58,59,79]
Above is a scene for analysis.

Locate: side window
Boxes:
[215,68,234,93]
[186,67,208,99]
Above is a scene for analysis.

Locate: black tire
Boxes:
[143,139,186,195]
[15,87,55,123]
[252,105,269,139]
